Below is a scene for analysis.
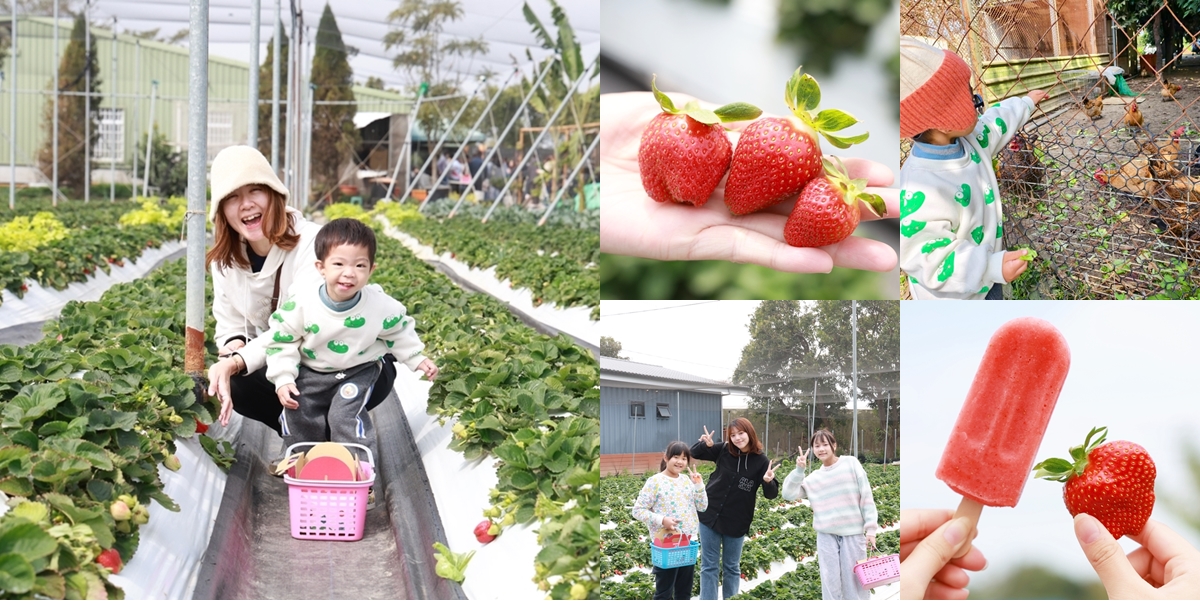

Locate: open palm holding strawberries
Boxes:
[600,70,899,274]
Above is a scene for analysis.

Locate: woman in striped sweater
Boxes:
[782,428,879,600]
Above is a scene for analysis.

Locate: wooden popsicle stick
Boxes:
[951,497,983,559]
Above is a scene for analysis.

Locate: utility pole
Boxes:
[248,0,261,147]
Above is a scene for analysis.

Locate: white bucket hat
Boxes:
[209,145,289,221]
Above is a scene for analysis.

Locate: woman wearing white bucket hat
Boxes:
[204,145,399,433]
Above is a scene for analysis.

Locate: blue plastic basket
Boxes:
[650,540,700,569]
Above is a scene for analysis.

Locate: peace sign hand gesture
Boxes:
[797,445,808,467]
[699,426,715,447]
[763,459,782,483]
[687,464,703,485]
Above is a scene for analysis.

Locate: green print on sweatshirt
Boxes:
[995,117,1008,134]
[921,238,952,254]
[984,189,996,204]
[383,315,402,329]
[900,190,925,218]
[265,346,283,356]
[344,315,366,328]
[976,125,991,148]
[328,340,350,354]
[305,322,320,334]
[937,252,956,282]
[901,219,927,238]
[271,312,284,323]
[386,339,395,348]
[273,331,294,343]
[954,184,971,207]
[997,225,1003,239]
[980,286,990,294]
[281,299,296,311]
[972,226,984,244]
[302,348,316,360]
[970,150,981,164]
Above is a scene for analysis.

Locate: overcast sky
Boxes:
[602,300,759,383]
[902,301,1200,588]
[76,0,599,93]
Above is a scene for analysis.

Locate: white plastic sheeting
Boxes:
[107,435,227,599]
[0,241,186,329]
[393,368,543,600]
[379,221,599,346]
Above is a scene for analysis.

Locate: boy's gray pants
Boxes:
[816,531,870,600]
[280,360,382,461]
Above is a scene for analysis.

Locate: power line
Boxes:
[603,301,720,317]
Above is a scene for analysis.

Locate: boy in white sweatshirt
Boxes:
[899,37,1047,299]
[262,218,439,457]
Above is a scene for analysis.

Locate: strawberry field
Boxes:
[0,198,186,303]
[599,462,899,600]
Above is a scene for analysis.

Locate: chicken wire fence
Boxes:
[902,0,1200,298]
[737,399,900,465]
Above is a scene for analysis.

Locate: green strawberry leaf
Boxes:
[812,109,858,132]
[786,69,821,113]
[713,102,762,123]
[680,100,720,125]
[1032,457,1075,481]
[856,192,887,217]
[650,75,677,114]
[1034,426,1109,482]
[821,131,870,149]
[1019,249,1038,262]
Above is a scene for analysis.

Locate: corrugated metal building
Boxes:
[0,15,409,182]
[600,356,748,476]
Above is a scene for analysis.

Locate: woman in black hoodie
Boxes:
[691,417,780,599]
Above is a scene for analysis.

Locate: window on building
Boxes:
[94,108,124,163]
[208,112,233,149]
[656,403,670,418]
[629,402,645,418]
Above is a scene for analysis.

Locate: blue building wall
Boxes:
[600,386,722,455]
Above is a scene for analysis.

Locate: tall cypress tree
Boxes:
[309,3,359,198]
[256,32,289,159]
[37,13,100,196]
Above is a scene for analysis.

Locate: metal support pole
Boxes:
[765,397,770,454]
[84,1,90,203]
[132,40,138,197]
[109,22,116,202]
[185,0,209,376]
[851,300,859,458]
[141,81,158,198]
[53,2,59,206]
[249,0,261,147]
[8,9,15,210]
[538,131,598,225]
[441,58,557,216]
[397,86,484,207]
[383,90,423,200]
[480,58,596,223]
[284,3,298,192]
[303,82,314,210]
[414,70,518,209]
[271,0,281,170]
[883,393,890,465]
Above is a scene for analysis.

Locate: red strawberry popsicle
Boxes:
[935,317,1071,555]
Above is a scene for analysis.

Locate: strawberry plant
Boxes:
[365,225,598,599]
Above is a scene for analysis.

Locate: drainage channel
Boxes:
[193,390,465,600]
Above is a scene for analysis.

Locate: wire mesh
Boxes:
[902,0,1200,298]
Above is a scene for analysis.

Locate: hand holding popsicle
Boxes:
[899,508,988,600]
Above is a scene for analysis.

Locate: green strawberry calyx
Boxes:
[651,75,761,125]
[822,157,886,217]
[1033,426,1107,482]
[785,68,869,149]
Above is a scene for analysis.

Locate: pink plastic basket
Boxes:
[282,443,375,541]
[854,553,900,589]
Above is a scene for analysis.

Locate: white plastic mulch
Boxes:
[392,367,543,600]
[378,220,599,347]
[0,240,185,329]
[106,435,227,599]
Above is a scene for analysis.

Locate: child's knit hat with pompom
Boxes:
[900,37,979,139]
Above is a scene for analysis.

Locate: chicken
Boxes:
[1094,157,1157,200]
[1122,101,1144,129]
[1082,95,1104,120]
[1141,127,1186,180]
[996,132,1044,198]
[1162,79,1182,101]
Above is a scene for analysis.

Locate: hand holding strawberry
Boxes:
[784,157,887,247]
[600,91,899,272]
[1034,426,1155,540]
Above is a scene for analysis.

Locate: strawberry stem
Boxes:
[650,75,761,125]
[1034,426,1108,482]
[821,157,887,217]
[784,68,869,149]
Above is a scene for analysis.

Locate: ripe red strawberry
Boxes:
[784,157,886,247]
[725,68,869,215]
[638,77,761,206]
[1034,426,1156,539]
